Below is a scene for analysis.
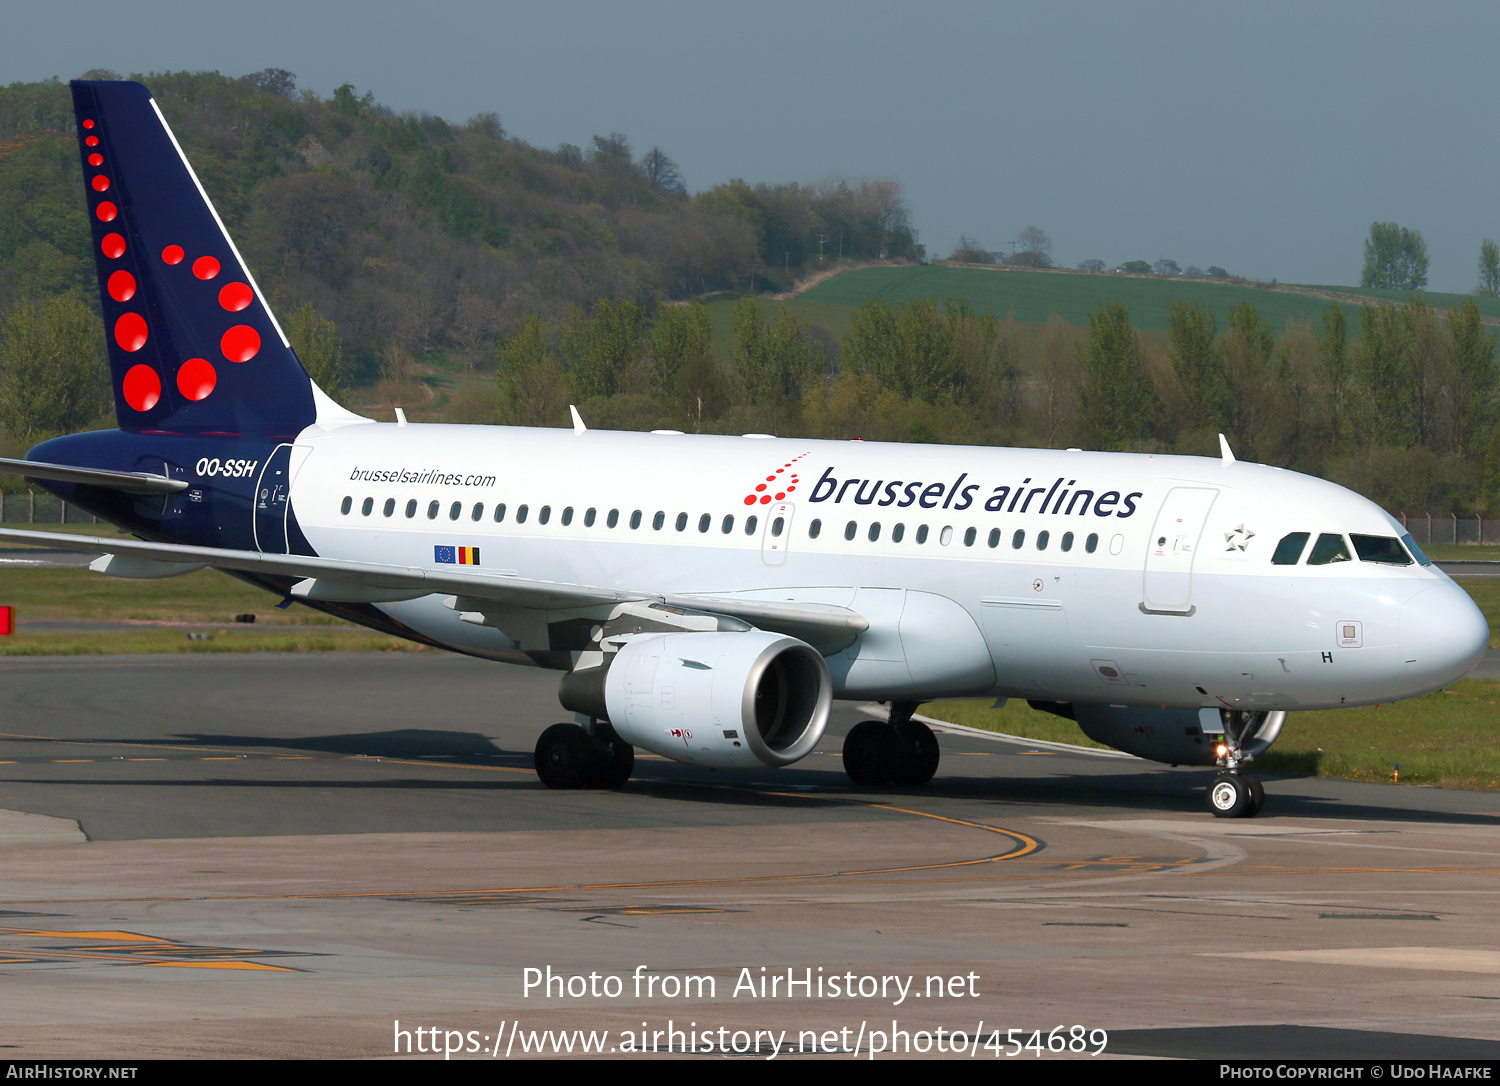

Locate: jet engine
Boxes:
[560,630,832,770]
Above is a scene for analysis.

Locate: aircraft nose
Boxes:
[1399,581,1490,684]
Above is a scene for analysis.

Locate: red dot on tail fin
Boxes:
[221,325,260,363]
[177,358,217,401]
[85,136,98,147]
[96,202,117,222]
[122,365,159,412]
[218,282,253,312]
[193,256,220,280]
[114,312,148,352]
[91,175,109,192]
[107,270,135,303]
[162,245,184,265]
[101,233,126,259]
[82,119,94,129]
[88,153,103,167]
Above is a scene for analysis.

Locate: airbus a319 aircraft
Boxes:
[2,80,1488,817]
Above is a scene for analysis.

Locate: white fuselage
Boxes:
[279,421,1489,713]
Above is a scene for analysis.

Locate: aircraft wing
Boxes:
[0,457,187,495]
[0,527,867,650]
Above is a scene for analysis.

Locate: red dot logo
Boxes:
[221,325,260,363]
[122,364,160,412]
[100,233,126,259]
[218,282,253,312]
[87,153,103,167]
[82,119,95,129]
[755,483,766,492]
[775,492,786,500]
[91,175,110,192]
[85,135,99,147]
[759,495,771,504]
[162,245,184,265]
[743,495,757,506]
[107,270,136,303]
[193,256,221,280]
[176,358,217,401]
[96,201,117,222]
[113,312,148,352]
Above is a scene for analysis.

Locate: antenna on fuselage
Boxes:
[569,404,587,435]
[1219,433,1236,464]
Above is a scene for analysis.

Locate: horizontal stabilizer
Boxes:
[0,456,186,494]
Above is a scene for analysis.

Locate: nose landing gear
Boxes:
[1205,709,1276,818]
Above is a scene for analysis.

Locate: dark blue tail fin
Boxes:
[71,80,319,438]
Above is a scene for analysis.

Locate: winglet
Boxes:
[570,405,586,435]
[1218,433,1236,464]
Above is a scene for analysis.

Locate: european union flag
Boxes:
[434,545,456,564]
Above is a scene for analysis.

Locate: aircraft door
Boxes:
[1142,486,1218,613]
[253,443,293,553]
[761,502,794,566]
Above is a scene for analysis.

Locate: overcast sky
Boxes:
[6,1,1496,292]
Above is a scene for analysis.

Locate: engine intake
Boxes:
[562,630,831,769]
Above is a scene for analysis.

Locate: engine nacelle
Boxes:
[584,631,831,769]
[1032,701,1286,766]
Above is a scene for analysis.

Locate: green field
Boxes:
[1295,283,1500,318]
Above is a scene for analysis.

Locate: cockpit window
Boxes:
[1351,534,1413,566]
[1401,533,1433,567]
[1271,532,1310,565]
[1306,533,1352,565]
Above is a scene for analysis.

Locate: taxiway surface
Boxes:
[2,652,1499,1060]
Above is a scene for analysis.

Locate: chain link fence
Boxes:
[0,492,100,524]
[1397,514,1499,546]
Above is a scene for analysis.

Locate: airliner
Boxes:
[1,80,1488,817]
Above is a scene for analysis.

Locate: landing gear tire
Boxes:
[1206,772,1251,818]
[587,725,635,789]
[535,723,597,789]
[1243,774,1265,818]
[843,720,894,785]
[892,721,939,786]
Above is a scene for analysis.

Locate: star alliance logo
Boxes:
[1225,525,1255,552]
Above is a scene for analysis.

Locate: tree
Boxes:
[645,302,712,397]
[0,295,109,446]
[496,316,567,426]
[1317,303,1351,446]
[1479,239,1500,296]
[287,302,351,404]
[949,236,996,264]
[1153,258,1181,276]
[243,68,297,99]
[1166,298,1223,430]
[1077,259,1105,273]
[1078,302,1153,449]
[1361,222,1428,290]
[1014,225,1051,258]
[1206,266,1229,279]
[1117,260,1152,274]
[1442,296,1496,459]
[639,148,686,199]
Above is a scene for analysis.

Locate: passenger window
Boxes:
[892,523,905,543]
[844,520,857,541]
[358,497,371,516]
[1036,530,1049,551]
[539,505,551,525]
[607,509,619,528]
[493,503,506,523]
[1352,534,1413,566]
[1271,532,1310,565]
[471,502,484,522]
[868,522,881,542]
[963,526,976,547]
[939,526,953,546]
[675,512,688,532]
[722,515,735,534]
[561,506,573,526]
[916,525,929,544]
[987,528,1000,548]
[629,510,641,529]
[1307,533,1352,565]
[584,508,596,527]
[516,504,529,524]
[383,498,395,517]
[1061,531,1074,552]
[652,511,665,530]
[809,518,821,539]
[698,513,711,533]
[745,515,758,535]
[427,500,440,520]
[1086,533,1099,553]
[340,496,352,515]
[773,517,785,538]
[448,501,461,521]
[1012,529,1025,549]
[405,499,417,518]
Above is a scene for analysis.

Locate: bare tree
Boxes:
[640,147,686,198]
[1015,225,1052,256]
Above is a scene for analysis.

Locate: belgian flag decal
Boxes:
[434,545,480,565]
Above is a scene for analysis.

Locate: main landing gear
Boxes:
[534,722,634,789]
[842,701,940,787]
[1205,709,1272,818]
